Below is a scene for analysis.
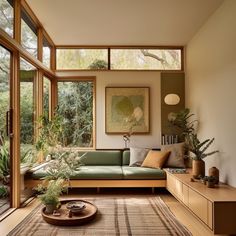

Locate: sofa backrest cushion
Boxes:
[122,150,130,165]
[78,150,122,165]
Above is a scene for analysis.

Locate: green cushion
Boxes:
[31,166,123,180]
[122,166,166,180]
[122,150,130,165]
[70,166,123,179]
[78,151,122,165]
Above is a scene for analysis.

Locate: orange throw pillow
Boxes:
[141,150,170,169]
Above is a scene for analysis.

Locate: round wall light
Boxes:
[164,94,180,105]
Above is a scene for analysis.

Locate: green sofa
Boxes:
[26,150,166,189]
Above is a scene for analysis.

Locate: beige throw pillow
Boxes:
[161,142,185,168]
[129,147,150,166]
[141,150,170,169]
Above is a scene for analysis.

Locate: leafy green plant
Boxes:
[20,146,37,166]
[43,150,84,181]
[169,108,218,160]
[36,178,65,206]
[0,136,10,183]
[188,133,219,160]
[0,185,8,198]
[168,108,197,140]
[36,108,64,156]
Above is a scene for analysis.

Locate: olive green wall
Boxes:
[161,72,185,136]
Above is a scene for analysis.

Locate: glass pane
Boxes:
[21,11,38,58]
[0,45,11,214]
[43,77,50,118]
[20,58,36,202]
[43,38,51,68]
[0,0,13,37]
[111,49,182,70]
[56,49,108,70]
[58,81,94,147]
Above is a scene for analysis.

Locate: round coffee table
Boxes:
[41,199,98,226]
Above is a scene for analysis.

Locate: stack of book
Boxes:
[161,134,178,145]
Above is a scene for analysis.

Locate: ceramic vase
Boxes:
[192,159,205,179]
[209,166,219,184]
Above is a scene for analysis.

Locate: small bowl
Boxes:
[66,201,86,213]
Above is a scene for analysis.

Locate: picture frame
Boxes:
[105,87,150,134]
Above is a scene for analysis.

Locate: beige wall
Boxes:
[186,0,236,187]
[57,71,161,149]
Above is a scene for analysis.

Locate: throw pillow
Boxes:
[129,147,150,166]
[141,150,170,169]
[161,142,185,168]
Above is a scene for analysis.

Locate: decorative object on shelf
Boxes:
[192,159,205,179]
[206,176,217,188]
[164,93,180,105]
[123,134,130,149]
[105,87,150,134]
[200,175,217,188]
[161,134,178,145]
[209,166,219,184]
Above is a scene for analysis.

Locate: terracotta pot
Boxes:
[192,159,205,179]
[209,167,219,184]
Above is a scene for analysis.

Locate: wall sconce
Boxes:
[164,94,180,105]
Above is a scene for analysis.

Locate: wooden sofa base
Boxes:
[25,179,166,189]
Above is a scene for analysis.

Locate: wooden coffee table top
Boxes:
[42,199,98,226]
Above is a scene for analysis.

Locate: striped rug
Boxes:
[8,196,191,236]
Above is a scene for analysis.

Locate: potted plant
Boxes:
[169,109,219,178]
[188,133,218,178]
[36,178,65,214]
[35,150,84,214]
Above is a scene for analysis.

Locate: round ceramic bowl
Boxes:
[66,201,86,213]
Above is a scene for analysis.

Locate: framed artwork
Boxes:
[105,87,150,134]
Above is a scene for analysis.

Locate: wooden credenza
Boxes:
[166,170,236,235]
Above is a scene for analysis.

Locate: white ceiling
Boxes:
[26,0,223,46]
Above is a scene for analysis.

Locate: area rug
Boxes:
[8,196,191,236]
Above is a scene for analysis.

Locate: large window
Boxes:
[20,58,36,163]
[56,49,108,70]
[0,0,13,37]
[21,9,38,58]
[111,48,182,70]
[57,80,95,148]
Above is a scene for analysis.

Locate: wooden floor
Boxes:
[0,188,224,236]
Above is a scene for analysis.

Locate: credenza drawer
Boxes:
[188,188,208,224]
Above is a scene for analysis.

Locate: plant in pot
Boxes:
[188,133,219,178]
[35,150,84,214]
[36,178,66,214]
[169,108,219,178]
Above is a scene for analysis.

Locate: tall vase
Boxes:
[192,159,205,179]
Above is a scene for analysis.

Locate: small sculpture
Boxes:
[123,134,130,149]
